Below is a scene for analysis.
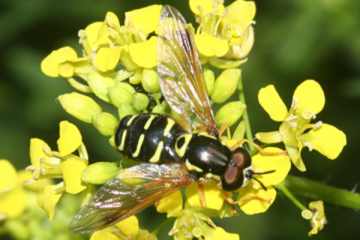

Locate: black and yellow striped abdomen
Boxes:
[115,113,186,163]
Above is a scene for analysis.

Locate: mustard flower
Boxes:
[28,121,88,219]
[256,80,347,171]
[190,0,256,68]
[90,216,140,240]
[0,160,26,219]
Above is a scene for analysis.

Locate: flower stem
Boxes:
[238,77,254,152]
[277,182,307,210]
[285,175,360,210]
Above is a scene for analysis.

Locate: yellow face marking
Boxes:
[149,141,164,163]
[185,159,203,173]
[132,134,145,158]
[197,132,217,140]
[144,115,156,130]
[126,115,137,127]
[175,134,192,158]
[205,173,220,181]
[118,130,127,151]
[163,118,175,137]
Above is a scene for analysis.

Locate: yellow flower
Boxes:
[90,216,139,240]
[170,210,239,240]
[301,200,327,236]
[0,159,18,193]
[191,0,256,63]
[236,147,290,214]
[128,36,157,68]
[37,183,63,220]
[0,160,26,219]
[186,182,225,210]
[156,191,183,217]
[57,120,83,156]
[28,121,88,218]
[125,5,162,36]
[94,47,122,72]
[41,47,82,78]
[195,33,229,58]
[257,80,347,171]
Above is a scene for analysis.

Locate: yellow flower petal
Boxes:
[0,160,18,193]
[155,191,183,217]
[238,186,276,214]
[115,215,139,236]
[223,0,256,36]
[195,33,229,58]
[90,229,119,240]
[58,62,75,78]
[258,85,288,121]
[0,187,26,218]
[189,0,224,15]
[128,37,157,68]
[84,22,109,51]
[293,80,325,119]
[125,5,162,35]
[38,184,63,220]
[186,182,224,210]
[207,227,239,240]
[30,138,51,168]
[252,147,291,186]
[94,47,122,72]
[302,123,347,160]
[60,156,87,194]
[57,121,83,156]
[41,47,77,77]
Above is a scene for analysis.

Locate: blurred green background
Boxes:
[0,0,359,239]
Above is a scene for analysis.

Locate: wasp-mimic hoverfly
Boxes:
[70,5,264,233]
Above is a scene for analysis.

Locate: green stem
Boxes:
[285,175,360,210]
[277,182,307,210]
[238,77,254,152]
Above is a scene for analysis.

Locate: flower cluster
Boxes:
[0,0,349,240]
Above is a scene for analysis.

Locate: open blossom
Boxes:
[28,121,88,219]
[256,80,347,171]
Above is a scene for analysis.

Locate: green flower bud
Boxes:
[211,69,241,103]
[152,102,167,114]
[92,112,118,136]
[233,121,246,140]
[142,69,160,93]
[129,70,142,85]
[133,92,149,111]
[115,69,132,82]
[67,78,91,93]
[58,92,102,123]
[118,104,137,119]
[215,101,245,127]
[82,162,118,185]
[204,68,215,95]
[87,72,115,102]
[109,82,135,107]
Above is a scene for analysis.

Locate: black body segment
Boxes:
[115,113,186,164]
[185,135,231,176]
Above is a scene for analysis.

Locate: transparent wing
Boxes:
[157,5,218,136]
[70,163,193,233]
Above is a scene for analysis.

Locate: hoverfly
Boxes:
[70,5,264,233]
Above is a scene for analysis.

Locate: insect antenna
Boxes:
[247,169,276,191]
[252,176,268,191]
